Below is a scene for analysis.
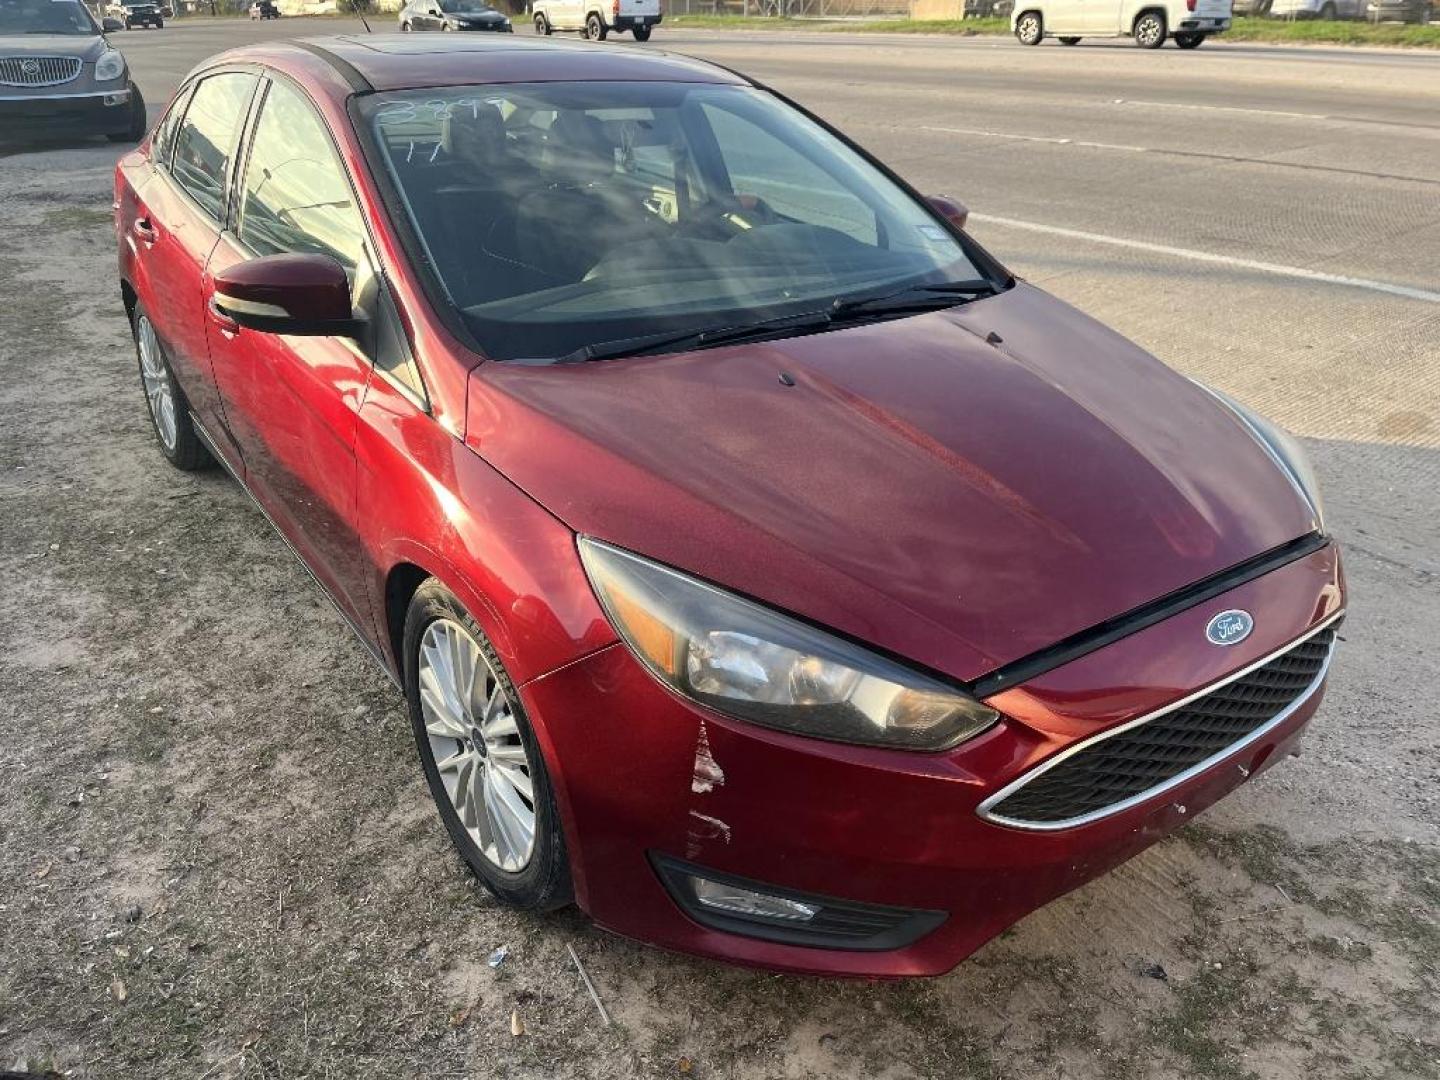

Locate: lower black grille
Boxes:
[984,623,1337,827]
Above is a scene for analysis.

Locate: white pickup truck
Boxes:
[531,0,662,40]
[1012,0,1231,47]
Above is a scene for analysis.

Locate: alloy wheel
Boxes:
[1135,12,1164,45]
[418,618,536,872]
[136,315,177,452]
[1016,13,1041,42]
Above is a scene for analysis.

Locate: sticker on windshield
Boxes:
[916,224,950,242]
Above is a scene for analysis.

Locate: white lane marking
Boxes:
[968,213,1440,304]
[1112,98,1440,133]
[923,125,1148,153]
[1113,98,1324,121]
[920,122,1439,186]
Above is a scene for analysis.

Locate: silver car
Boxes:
[0,0,144,142]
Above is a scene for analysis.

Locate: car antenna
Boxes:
[351,0,374,33]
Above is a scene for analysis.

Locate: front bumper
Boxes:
[523,542,1343,976]
[0,87,134,138]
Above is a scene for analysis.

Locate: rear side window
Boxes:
[237,79,365,271]
[170,72,258,220]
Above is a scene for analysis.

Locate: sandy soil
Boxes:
[0,139,1436,1080]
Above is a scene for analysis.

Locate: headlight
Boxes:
[579,538,999,751]
[1191,380,1325,529]
[95,48,126,83]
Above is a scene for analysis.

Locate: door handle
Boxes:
[132,216,157,244]
[207,296,240,337]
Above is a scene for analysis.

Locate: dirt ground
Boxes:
[1,133,1438,1078]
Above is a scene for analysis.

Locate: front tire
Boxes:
[405,581,572,911]
[1015,9,1042,42]
[585,11,607,38]
[533,11,550,32]
[400,19,412,29]
[1174,30,1204,45]
[1058,34,1080,43]
[1133,9,1166,46]
[632,23,651,39]
[130,302,211,471]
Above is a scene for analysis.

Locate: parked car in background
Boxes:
[249,0,280,18]
[1014,0,1230,45]
[1363,0,1431,17]
[398,0,512,30]
[1268,0,1355,15]
[105,0,162,27]
[532,0,661,40]
[115,34,1343,978]
[0,0,145,141]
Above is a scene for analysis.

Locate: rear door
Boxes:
[1084,0,1125,30]
[1042,0,1087,33]
[202,74,377,632]
[129,70,259,459]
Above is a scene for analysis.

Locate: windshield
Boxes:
[439,0,495,11]
[0,0,96,34]
[362,82,1000,362]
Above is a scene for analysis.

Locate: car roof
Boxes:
[233,35,750,94]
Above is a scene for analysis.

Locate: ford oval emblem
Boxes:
[1206,609,1254,647]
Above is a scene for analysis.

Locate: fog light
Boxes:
[692,877,819,922]
[103,91,131,107]
[652,855,946,951]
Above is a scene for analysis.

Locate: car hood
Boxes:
[0,34,106,59]
[465,283,1318,684]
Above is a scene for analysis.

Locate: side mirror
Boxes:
[102,16,125,30]
[926,194,969,231]
[212,254,364,338]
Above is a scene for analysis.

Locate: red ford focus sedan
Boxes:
[115,34,1344,976]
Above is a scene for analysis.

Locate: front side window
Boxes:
[361,81,995,362]
[238,79,365,271]
[0,0,94,34]
[170,72,258,220]
[151,83,194,170]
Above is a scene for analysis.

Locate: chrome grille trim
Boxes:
[976,609,1344,832]
[0,56,83,88]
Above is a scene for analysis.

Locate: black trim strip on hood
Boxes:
[971,531,1332,700]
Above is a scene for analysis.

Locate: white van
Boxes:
[531,0,662,40]
[1012,0,1232,47]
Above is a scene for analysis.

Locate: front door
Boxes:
[202,75,376,633]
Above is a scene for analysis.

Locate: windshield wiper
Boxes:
[829,278,998,320]
[545,308,837,365]
[528,280,999,366]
